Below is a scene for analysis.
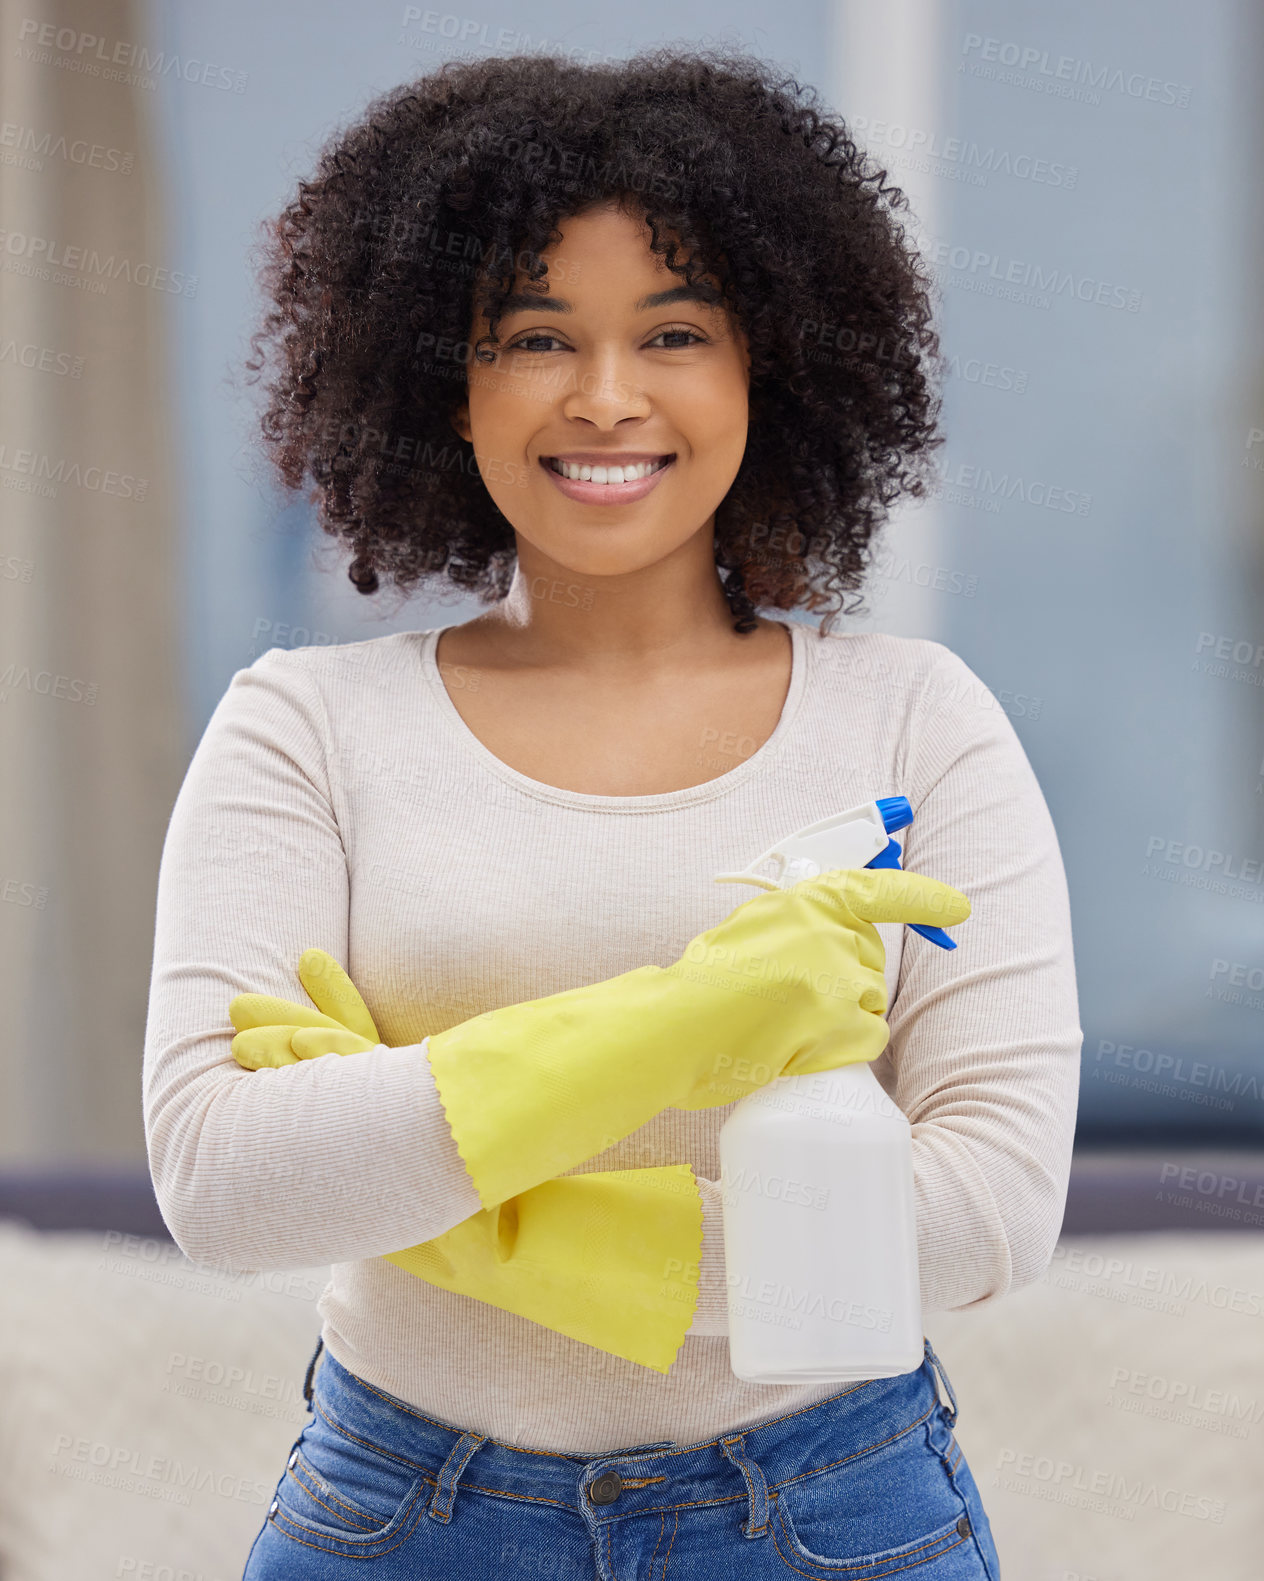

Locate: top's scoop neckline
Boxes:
[414,619,809,813]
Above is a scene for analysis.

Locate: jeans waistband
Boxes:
[305,1337,954,1530]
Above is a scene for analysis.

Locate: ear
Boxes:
[450,401,472,444]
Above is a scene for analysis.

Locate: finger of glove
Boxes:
[806,867,971,932]
[230,1025,303,1069]
[296,949,381,1044]
[673,1011,890,1108]
[289,1026,378,1060]
[783,1015,892,1077]
[834,965,889,1017]
[229,993,347,1035]
[713,879,887,977]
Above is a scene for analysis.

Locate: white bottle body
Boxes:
[714,799,925,1386]
[720,1060,923,1383]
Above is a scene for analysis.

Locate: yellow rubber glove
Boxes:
[426,865,970,1209]
[384,1165,703,1373]
[225,955,706,1371]
[228,949,382,1069]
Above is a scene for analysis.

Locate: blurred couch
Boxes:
[1,1155,1262,1579]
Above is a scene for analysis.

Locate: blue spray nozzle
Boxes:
[866,834,956,950]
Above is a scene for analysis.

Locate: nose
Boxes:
[559,348,653,428]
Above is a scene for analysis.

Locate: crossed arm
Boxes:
[144,645,1083,1369]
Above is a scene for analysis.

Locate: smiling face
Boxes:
[450,201,751,582]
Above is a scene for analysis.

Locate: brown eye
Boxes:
[504,333,566,353]
[648,327,708,348]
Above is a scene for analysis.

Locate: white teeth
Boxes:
[549,457,670,482]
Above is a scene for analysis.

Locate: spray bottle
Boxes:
[714,795,958,1385]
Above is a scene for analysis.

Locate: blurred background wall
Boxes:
[0,0,183,1165]
[1,0,1261,1160]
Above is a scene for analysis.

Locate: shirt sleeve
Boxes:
[143,647,483,1272]
[891,642,1083,1311]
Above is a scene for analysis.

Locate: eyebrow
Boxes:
[492,282,724,318]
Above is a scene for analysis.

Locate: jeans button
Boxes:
[589,1471,624,1506]
[956,1514,971,1537]
[287,1450,298,1469]
[268,1499,279,1517]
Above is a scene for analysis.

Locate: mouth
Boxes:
[543,454,675,482]
[539,452,676,506]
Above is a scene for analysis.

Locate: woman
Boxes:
[144,46,1081,1578]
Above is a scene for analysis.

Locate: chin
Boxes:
[531,525,689,571]
[557,545,691,583]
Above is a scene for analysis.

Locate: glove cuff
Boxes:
[424,966,692,1207]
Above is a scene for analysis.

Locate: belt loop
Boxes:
[427,1430,485,1524]
[302,1337,324,1407]
[924,1337,959,1428]
[719,1433,770,1538]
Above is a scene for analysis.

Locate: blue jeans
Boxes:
[242,1338,1001,1578]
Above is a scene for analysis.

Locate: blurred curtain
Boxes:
[0,0,184,1161]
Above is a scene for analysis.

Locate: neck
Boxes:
[481,534,758,673]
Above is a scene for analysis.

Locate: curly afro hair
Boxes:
[245,44,945,636]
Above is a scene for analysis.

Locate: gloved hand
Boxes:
[426,865,969,1209]
[384,1165,704,1373]
[226,956,706,1372]
[228,949,382,1069]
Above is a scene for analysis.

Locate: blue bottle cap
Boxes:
[876,795,913,834]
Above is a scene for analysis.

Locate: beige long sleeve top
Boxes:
[143,619,1083,1454]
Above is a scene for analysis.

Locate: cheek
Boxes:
[465,383,512,437]
[464,396,532,482]
[700,374,748,439]
[692,401,748,472]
